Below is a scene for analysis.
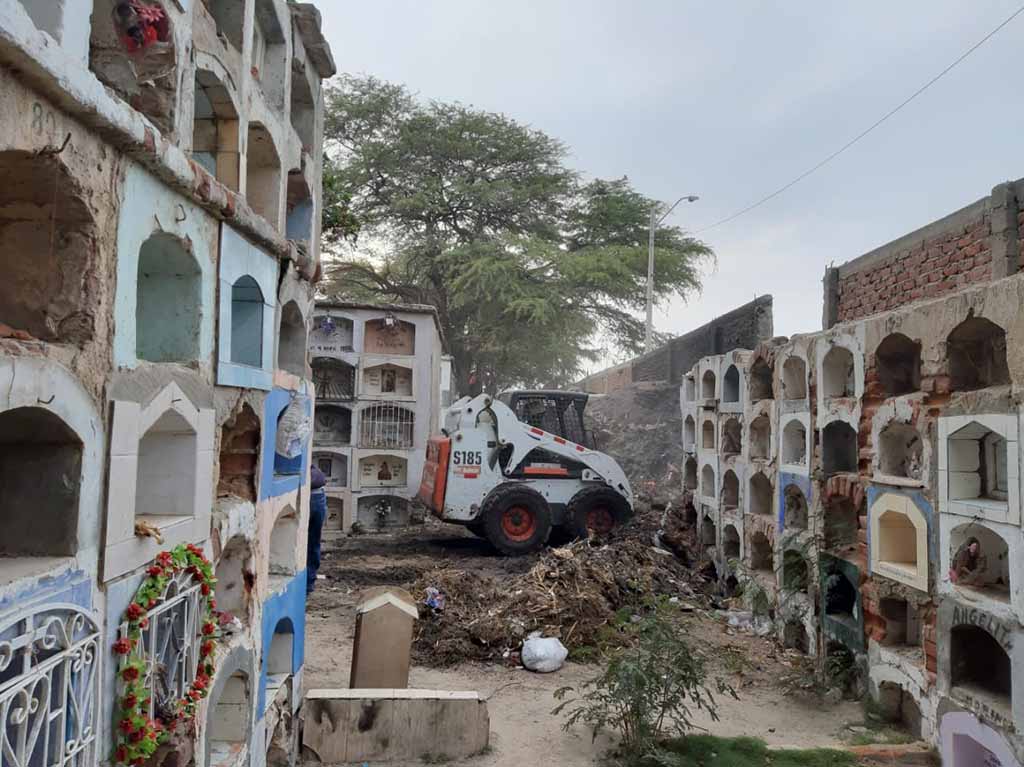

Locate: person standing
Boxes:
[307,464,327,595]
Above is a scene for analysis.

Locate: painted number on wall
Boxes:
[31,103,58,138]
[452,450,482,467]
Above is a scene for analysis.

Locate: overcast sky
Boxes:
[317,2,1024,372]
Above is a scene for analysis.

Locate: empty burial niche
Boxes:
[721,418,742,456]
[877,682,923,739]
[217,403,260,501]
[950,625,1012,710]
[749,415,771,460]
[268,619,293,679]
[208,669,251,757]
[314,405,352,447]
[783,550,809,593]
[782,420,807,465]
[749,358,774,401]
[137,409,197,523]
[684,458,698,490]
[783,485,808,530]
[312,357,356,401]
[684,377,696,402]
[215,536,254,622]
[286,170,314,243]
[231,276,265,368]
[315,453,348,488]
[949,524,1011,602]
[277,301,307,376]
[700,516,716,547]
[205,0,245,52]
[136,234,201,363]
[701,464,715,498]
[749,472,772,516]
[875,333,921,397]
[879,597,920,647]
[782,357,807,401]
[722,470,739,509]
[723,525,740,558]
[783,621,810,654]
[948,422,1008,504]
[701,419,716,450]
[825,497,858,549]
[193,68,240,191]
[723,365,740,403]
[750,532,773,572]
[291,70,316,149]
[252,0,287,110]
[683,416,696,451]
[823,421,858,476]
[246,122,282,227]
[947,316,1010,392]
[877,510,918,572]
[269,509,298,578]
[0,407,82,560]
[878,422,923,480]
[0,151,96,344]
[701,370,716,399]
[822,346,856,400]
[824,569,857,622]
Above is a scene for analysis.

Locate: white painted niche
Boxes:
[939,415,1019,526]
[869,492,928,592]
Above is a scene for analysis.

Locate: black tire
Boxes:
[466,521,487,539]
[481,483,553,555]
[547,525,577,547]
[567,485,632,539]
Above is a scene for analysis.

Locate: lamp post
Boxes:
[646,194,699,352]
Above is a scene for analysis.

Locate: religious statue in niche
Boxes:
[381,368,397,394]
[377,461,392,481]
[310,315,354,353]
[949,537,984,585]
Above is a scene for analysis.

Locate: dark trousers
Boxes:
[307,488,327,595]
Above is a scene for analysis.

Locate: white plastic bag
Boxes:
[521,633,568,673]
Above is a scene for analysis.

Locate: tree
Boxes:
[320,74,713,392]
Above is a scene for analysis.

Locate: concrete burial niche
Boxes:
[782,483,808,531]
[822,345,856,400]
[357,495,411,529]
[701,464,716,501]
[193,64,241,191]
[721,417,742,456]
[868,491,930,593]
[722,364,741,404]
[875,333,921,397]
[749,530,773,573]
[825,495,859,550]
[218,403,261,502]
[363,363,414,397]
[877,421,924,482]
[359,454,408,488]
[701,369,717,400]
[780,415,808,469]
[723,524,741,559]
[945,521,1012,607]
[246,121,283,229]
[748,472,772,516]
[365,317,416,356]
[700,514,716,547]
[683,415,696,451]
[701,418,716,450]
[782,356,807,401]
[940,712,1022,767]
[313,451,349,489]
[721,470,739,510]
[683,457,697,490]
[206,649,255,767]
[360,403,415,450]
[216,534,255,625]
[310,314,355,354]
[748,357,774,402]
[312,357,356,401]
[939,414,1020,526]
[683,375,696,402]
[823,420,858,476]
[277,300,308,377]
[947,315,1010,392]
[820,554,864,652]
[350,588,418,689]
[748,414,771,460]
[136,233,202,364]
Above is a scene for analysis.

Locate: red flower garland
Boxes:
[112,544,220,765]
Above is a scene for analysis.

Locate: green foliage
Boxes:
[643,736,857,767]
[552,602,733,760]
[320,75,713,390]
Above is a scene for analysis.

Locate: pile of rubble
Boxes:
[410,506,702,666]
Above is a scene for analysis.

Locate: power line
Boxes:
[694,3,1024,235]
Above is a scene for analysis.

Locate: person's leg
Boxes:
[307,490,327,595]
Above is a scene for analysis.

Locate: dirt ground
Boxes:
[303,521,869,767]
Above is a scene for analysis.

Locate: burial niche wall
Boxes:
[783,484,808,530]
[722,470,739,509]
[722,417,742,455]
[878,422,923,481]
[136,233,202,363]
[217,403,260,501]
[278,301,307,377]
[749,415,771,459]
[823,346,856,400]
[947,316,1009,392]
[875,333,921,397]
[749,472,772,516]
[269,507,298,580]
[701,419,716,450]
[750,531,773,572]
[365,317,416,355]
[701,464,715,499]
[246,122,282,228]
[782,357,807,401]
[823,421,858,476]
[948,523,1011,603]
[749,358,773,401]
[684,457,697,490]
[950,624,1012,712]
[723,524,740,558]
[723,365,740,403]
[215,535,254,623]
[684,416,696,451]
[782,419,807,465]
[701,370,716,400]
[193,67,240,190]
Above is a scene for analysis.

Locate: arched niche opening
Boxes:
[823,421,858,476]
[193,68,240,190]
[683,415,696,451]
[949,524,1011,603]
[870,495,928,590]
[824,569,857,625]
[136,233,201,363]
[878,511,917,571]
[314,404,352,447]
[824,496,858,550]
[701,419,716,450]
[359,455,408,488]
[291,71,316,150]
[246,122,282,227]
[683,377,696,402]
[783,549,809,593]
[0,151,96,345]
[205,0,245,52]
[879,597,921,648]
[722,470,739,509]
[749,472,772,516]
[215,536,254,623]
[877,682,923,739]
[0,407,82,559]
[268,618,294,678]
[269,508,298,579]
[137,409,197,522]
[701,370,716,400]
[783,484,808,530]
[700,464,715,498]
[230,276,265,368]
[782,420,807,465]
[782,357,807,401]
[721,417,742,456]
[208,668,252,760]
[683,458,697,491]
[217,403,260,501]
[750,532,773,572]
[948,421,1009,506]
[700,515,716,547]
[310,315,354,353]
[878,422,923,480]
[749,358,774,402]
[312,357,356,401]
[364,364,413,397]
[749,415,771,460]
[723,365,740,403]
[950,625,1011,712]
[360,404,415,449]
[823,346,856,400]
[286,169,314,243]
[252,0,287,111]
[723,524,740,559]
[277,300,307,377]
[876,333,921,397]
[783,621,809,654]
[365,316,416,355]
[314,452,348,489]
[948,316,1010,392]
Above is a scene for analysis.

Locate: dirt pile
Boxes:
[409,507,701,666]
[585,382,683,503]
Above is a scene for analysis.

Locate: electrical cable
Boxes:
[694,3,1024,235]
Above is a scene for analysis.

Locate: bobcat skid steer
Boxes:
[417,392,633,555]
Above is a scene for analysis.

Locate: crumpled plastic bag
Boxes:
[275,395,312,458]
[521,633,568,673]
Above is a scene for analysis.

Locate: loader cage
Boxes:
[497,390,595,449]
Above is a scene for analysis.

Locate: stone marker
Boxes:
[349,586,418,689]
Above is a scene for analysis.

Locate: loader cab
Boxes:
[496,390,595,449]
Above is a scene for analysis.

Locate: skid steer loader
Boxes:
[417,392,633,555]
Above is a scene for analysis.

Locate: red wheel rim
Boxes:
[501,505,537,541]
[586,506,615,535]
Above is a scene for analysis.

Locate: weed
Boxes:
[643,735,857,766]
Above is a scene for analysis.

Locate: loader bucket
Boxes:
[418,435,451,515]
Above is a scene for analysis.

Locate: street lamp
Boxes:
[646,194,699,352]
